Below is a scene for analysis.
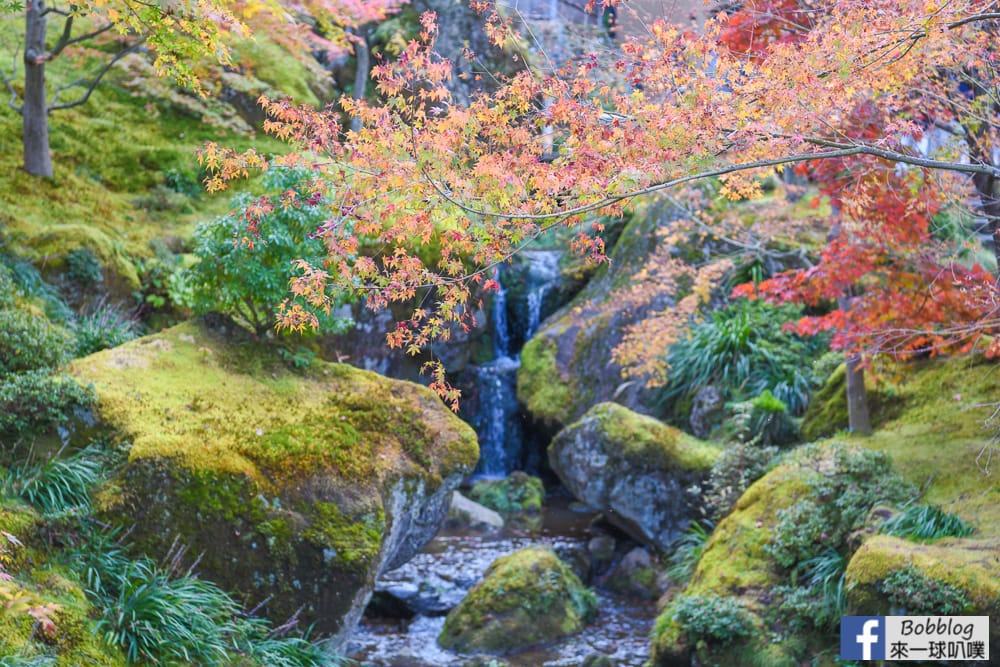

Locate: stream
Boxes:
[346,496,658,666]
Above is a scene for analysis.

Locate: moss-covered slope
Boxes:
[71,319,478,635]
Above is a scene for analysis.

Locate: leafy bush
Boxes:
[767,444,914,568]
[658,299,827,421]
[879,504,975,543]
[173,167,352,337]
[2,445,103,514]
[671,593,756,645]
[73,300,140,356]
[774,548,847,631]
[64,248,103,287]
[0,371,95,440]
[666,519,714,583]
[704,441,780,517]
[877,567,970,615]
[0,309,75,374]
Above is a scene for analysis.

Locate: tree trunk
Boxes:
[843,352,872,435]
[349,27,370,134]
[973,173,1000,273]
[23,0,53,178]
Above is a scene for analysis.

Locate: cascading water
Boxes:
[467,252,562,477]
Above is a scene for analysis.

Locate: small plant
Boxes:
[64,248,103,287]
[3,445,103,514]
[72,300,140,357]
[879,504,975,543]
[671,593,756,645]
[0,309,75,375]
[0,371,95,440]
[877,567,969,615]
[704,441,780,517]
[667,519,714,583]
[774,548,847,631]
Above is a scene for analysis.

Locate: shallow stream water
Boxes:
[347,498,658,666]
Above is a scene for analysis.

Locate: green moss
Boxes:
[231,36,329,109]
[588,402,720,472]
[302,502,385,572]
[845,535,1000,618]
[439,546,598,654]
[517,334,573,428]
[800,363,903,442]
[469,472,545,514]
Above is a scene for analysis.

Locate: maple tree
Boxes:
[1,0,407,178]
[203,0,1000,409]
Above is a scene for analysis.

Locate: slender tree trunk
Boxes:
[349,27,370,134]
[843,352,873,435]
[973,173,1000,273]
[24,0,53,178]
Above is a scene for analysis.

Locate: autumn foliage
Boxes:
[202,0,1000,401]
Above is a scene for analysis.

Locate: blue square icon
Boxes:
[841,616,886,661]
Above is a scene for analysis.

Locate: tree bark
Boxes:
[973,173,1000,272]
[349,27,370,134]
[843,351,873,435]
[23,0,53,178]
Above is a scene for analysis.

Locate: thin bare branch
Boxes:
[48,38,143,111]
[2,43,22,115]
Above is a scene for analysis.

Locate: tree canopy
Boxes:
[204,0,1000,406]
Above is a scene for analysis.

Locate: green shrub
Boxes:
[767,444,914,568]
[704,441,780,517]
[64,247,103,287]
[670,593,756,645]
[877,567,970,615]
[0,371,95,440]
[879,504,975,543]
[774,548,847,631]
[73,301,140,357]
[2,445,103,514]
[173,167,352,337]
[657,299,827,421]
[0,309,75,374]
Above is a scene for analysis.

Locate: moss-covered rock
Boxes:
[72,319,478,638]
[549,402,719,550]
[516,208,670,430]
[438,546,597,654]
[469,471,545,514]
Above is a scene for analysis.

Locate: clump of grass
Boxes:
[879,504,975,543]
[2,445,103,514]
[666,519,714,583]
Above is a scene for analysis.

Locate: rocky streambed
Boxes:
[347,496,659,667]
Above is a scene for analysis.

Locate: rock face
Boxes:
[438,546,598,654]
[447,492,505,531]
[72,319,478,639]
[549,402,719,550]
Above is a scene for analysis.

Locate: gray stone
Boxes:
[446,491,505,531]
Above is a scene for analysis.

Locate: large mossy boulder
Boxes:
[438,546,597,654]
[549,402,719,550]
[845,536,1000,634]
[517,208,671,431]
[71,319,478,638]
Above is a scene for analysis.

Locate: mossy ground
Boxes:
[439,546,598,654]
[0,16,318,292]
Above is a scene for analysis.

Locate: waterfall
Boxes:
[468,253,562,478]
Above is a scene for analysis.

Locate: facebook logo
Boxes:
[842,616,886,660]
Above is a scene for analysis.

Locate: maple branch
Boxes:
[417,144,1000,224]
[2,43,21,115]
[948,12,1000,29]
[49,21,114,60]
[47,38,143,111]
